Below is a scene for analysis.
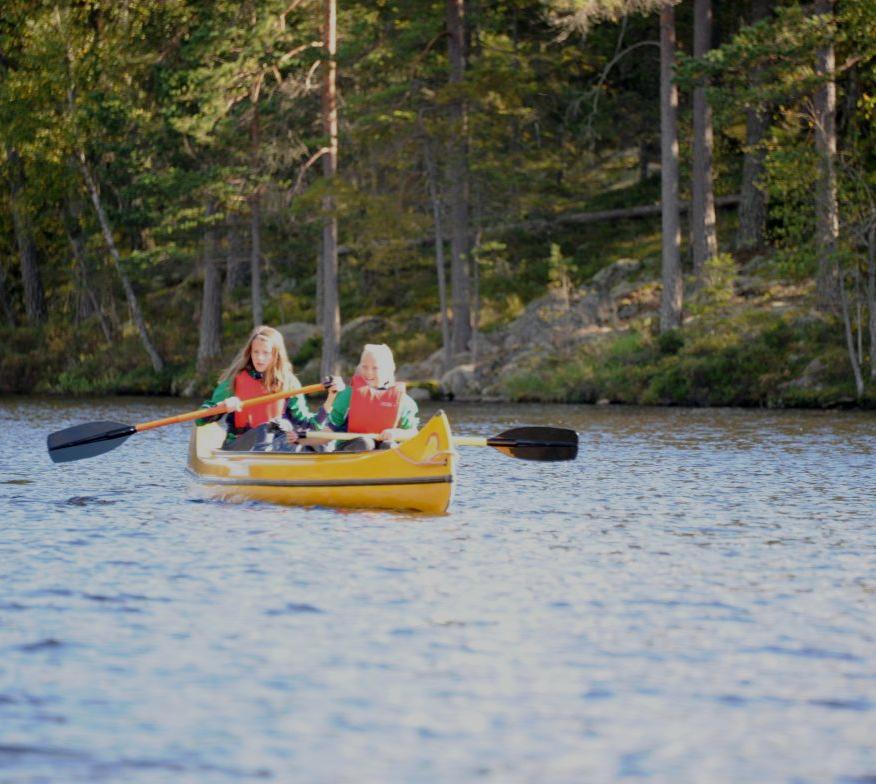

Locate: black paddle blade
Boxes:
[47,421,137,463]
[487,426,579,461]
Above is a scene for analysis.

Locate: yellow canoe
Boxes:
[186,411,455,514]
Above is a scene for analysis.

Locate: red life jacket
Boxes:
[233,370,284,431]
[348,374,405,433]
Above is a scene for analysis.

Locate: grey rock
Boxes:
[276,322,319,359]
[591,257,642,290]
[339,315,392,354]
[784,357,827,391]
[315,257,658,402]
[440,363,478,400]
[397,348,447,381]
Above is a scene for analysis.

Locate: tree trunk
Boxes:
[225,217,248,298]
[64,198,112,343]
[691,0,717,282]
[471,184,484,367]
[839,269,865,398]
[659,2,682,332]
[737,109,770,251]
[6,148,47,325]
[472,227,482,368]
[855,266,863,366]
[447,0,472,356]
[250,102,264,327]
[320,0,341,377]
[70,233,90,324]
[315,248,323,325]
[78,152,165,373]
[559,195,740,227]
[0,264,15,327]
[423,143,452,372]
[250,196,263,326]
[71,236,110,342]
[868,225,876,379]
[64,196,89,327]
[197,202,222,373]
[639,139,650,183]
[105,290,122,333]
[814,0,839,311]
[736,0,771,252]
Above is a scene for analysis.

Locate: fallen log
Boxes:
[338,194,742,254]
[488,194,741,235]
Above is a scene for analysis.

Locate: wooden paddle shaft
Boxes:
[303,430,488,447]
[302,430,379,441]
[450,436,488,447]
[135,383,326,433]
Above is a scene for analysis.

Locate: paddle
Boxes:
[46,382,326,464]
[302,425,579,462]
[453,426,579,461]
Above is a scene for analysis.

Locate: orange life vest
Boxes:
[233,370,284,431]
[348,374,404,433]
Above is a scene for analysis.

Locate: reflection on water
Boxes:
[2,396,876,782]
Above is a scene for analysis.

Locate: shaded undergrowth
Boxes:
[502,305,872,408]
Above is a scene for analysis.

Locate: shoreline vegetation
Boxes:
[3,192,875,408]
[4,240,873,409]
[2,3,875,409]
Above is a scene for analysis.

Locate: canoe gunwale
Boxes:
[185,469,453,489]
[208,449,450,463]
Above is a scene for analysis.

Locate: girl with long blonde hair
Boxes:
[198,325,343,449]
[218,325,298,393]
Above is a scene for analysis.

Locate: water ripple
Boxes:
[2,398,876,782]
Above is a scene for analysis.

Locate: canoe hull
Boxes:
[187,411,455,514]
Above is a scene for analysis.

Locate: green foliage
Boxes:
[292,334,322,367]
[502,307,872,408]
[1,0,875,409]
[762,124,819,276]
[688,253,737,316]
[0,327,51,393]
[657,328,683,356]
[393,327,441,364]
[676,5,837,117]
[45,363,172,396]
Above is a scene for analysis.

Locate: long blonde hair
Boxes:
[219,325,298,393]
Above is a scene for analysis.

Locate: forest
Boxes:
[2,0,875,407]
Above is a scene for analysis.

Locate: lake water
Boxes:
[2,396,875,783]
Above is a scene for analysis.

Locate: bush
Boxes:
[497,306,871,408]
[687,253,737,316]
[658,329,684,355]
[293,335,322,367]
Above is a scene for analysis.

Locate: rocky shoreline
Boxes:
[270,258,866,408]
